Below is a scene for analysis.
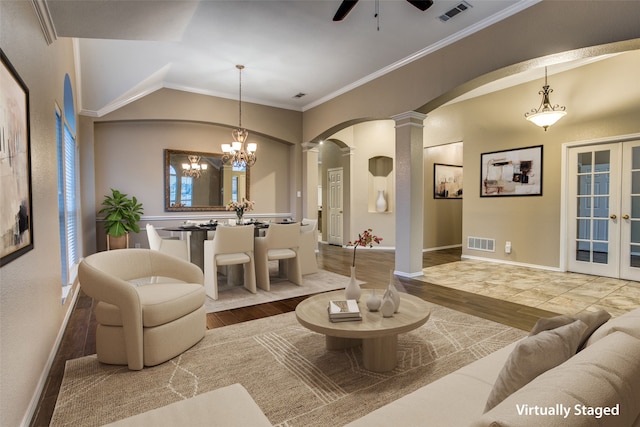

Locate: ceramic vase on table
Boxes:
[345,266,361,301]
[366,289,381,312]
[387,269,400,313]
[380,291,395,318]
[375,190,387,212]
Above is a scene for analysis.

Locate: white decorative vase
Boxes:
[366,289,381,312]
[345,266,361,301]
[375,189,387,212]
[387,270,400,313]
[380,291,395,318]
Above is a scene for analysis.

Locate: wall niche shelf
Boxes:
[368,156,393,213]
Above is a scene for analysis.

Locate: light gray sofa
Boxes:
[348,307,640,427]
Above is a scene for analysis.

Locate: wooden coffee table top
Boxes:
[295,289,431,339]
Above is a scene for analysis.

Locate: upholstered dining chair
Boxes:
[299,218,319,275]
[146,223,190,261]
[254,223,302,291]
[203,225,257,300]
[78,249,206,370]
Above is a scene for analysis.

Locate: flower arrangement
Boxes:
[226,198,255,222]
[347,228,383,267]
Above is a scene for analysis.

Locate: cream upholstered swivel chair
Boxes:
[146,223,190,261]
[299,218,319,275]
[254,223,302,290]
[203,225,257,300]
[78,249,206,370]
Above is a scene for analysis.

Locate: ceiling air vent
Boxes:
[439,1,472,22]
[293,92,306,99]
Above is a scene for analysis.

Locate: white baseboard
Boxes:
[22,283,81,427]
[423,244,462,252]
[460,254,563,272]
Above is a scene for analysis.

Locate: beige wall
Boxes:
[92,119,292,250]
[0,2,78,426]
[426,50,640,268]
[424,143,463,250]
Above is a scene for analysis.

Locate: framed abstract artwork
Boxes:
[481,145,543,197]
[434,163,463,199]
[1,49,33,266]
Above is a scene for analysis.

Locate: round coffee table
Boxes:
[295,289,431,372]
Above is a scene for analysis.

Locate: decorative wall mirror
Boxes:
[164,149,250,211]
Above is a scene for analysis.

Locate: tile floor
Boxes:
[416,260,640,317]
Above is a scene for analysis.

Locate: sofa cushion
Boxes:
[585,307,640,347]
[473,331,640,427]
[104,383,271,427]
[529,310,611,350]
[96,283,205,327]
[484,319,587,412]
[345,342,519,427]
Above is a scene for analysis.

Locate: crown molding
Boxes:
[31,0,57,45]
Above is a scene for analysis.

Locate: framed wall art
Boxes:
[434,163,463,199]
[1,49,33,266]
[480,145,542,197]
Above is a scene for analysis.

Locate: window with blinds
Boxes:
[56,110,79,291]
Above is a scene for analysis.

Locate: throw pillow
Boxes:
[484,319,588,413]
[528,310,611,351]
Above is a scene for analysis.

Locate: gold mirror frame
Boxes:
[164,149,250,211]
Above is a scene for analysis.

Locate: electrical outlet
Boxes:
[505,241,512,254]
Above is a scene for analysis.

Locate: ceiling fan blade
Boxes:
[333,0,359,21]
[406,0,434,12]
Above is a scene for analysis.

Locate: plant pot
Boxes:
[107,233,129,250]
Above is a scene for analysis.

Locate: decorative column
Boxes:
[302,142,320,220]
[392,111,427,277]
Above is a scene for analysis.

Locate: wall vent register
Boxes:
[467,236,495,252]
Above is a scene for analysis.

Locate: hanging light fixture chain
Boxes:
[237,64,244,129]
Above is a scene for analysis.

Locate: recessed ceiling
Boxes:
[44,0,539,116]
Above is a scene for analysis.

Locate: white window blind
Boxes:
[56,110,79,286]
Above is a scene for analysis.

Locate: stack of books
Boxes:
[328,299,362,322]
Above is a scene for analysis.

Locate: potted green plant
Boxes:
[99,188,144,250]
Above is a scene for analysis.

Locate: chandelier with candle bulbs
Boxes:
[222,65,257,167]
[182,155,207,178]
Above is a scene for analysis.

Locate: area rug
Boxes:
[51,304,526,426]
[205,268,355,313]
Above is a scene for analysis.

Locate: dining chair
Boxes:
[146,223,190,261]
[299,218,319,275]
[78,249,206,370]
[254,223,302,291]
[203,225,257,300]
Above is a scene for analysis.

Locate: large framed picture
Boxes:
[480,145,543,197]
[1,49,33,266]
[434,163,463,199]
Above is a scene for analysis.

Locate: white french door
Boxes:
[567,140,640,281]
[327,168,343,246]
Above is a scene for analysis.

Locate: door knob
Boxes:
[623,214,630,220]
[610,214,617,220]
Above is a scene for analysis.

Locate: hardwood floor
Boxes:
[30,244,556,426]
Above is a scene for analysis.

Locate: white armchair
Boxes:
[146,223,190,261]
[203,225,257,300]
[300,218,319,275]
[255,223,302,290]
[78,249,206,370]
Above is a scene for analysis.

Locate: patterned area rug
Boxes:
[205,268,357,313]
[51,305,525,426]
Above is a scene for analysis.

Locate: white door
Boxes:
[327,168,343,246]
[568,141,640,281]
[620,140,640,281]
